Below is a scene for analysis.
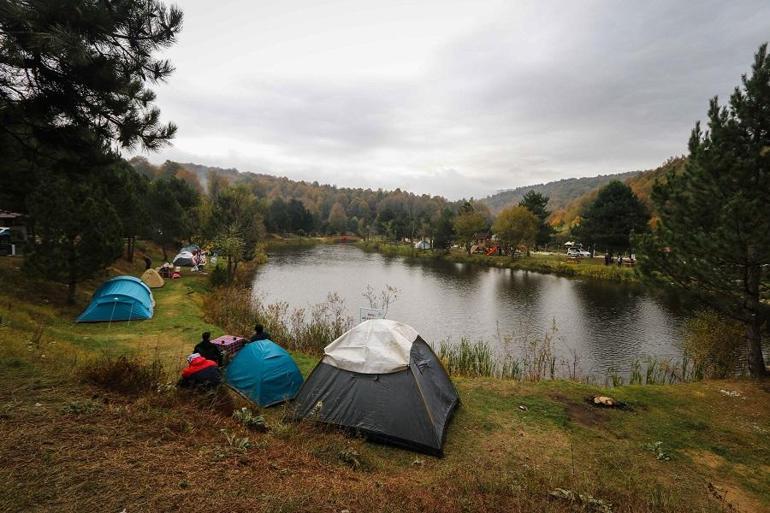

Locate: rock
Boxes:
[593,396,615,407]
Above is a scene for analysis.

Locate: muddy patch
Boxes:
[550,393,608,427]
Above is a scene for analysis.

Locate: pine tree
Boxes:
[519,190,554,249]
[638,44,770,377]
[575,181,649,255]
[0,0,182,153]
[25,174,124,304]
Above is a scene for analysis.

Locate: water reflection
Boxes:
[253,244,686,375]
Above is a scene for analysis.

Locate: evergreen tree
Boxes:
[638,44,770,377]
[267,198,290,233]
[1,0,182,303]
[287,199,313,233]
[518,190,554,249]
[432,208,455,250]
[103,161,150,262]
[0,0,182,153]
[147,176,199,260]
[575,181,649,255]
[25,174,123,304]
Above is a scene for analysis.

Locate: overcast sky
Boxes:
[134,0,770,199]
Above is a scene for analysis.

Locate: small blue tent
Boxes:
[226,341,304,407]
[76,276,154,323]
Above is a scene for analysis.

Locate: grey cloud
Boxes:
[139,0,770,199]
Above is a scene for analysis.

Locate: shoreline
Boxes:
[355,240,639,283]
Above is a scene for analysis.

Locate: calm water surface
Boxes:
[252,244,688,376]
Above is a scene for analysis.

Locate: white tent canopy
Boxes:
[322,319,419,374]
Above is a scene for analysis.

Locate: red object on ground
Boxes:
[211,335,247,356]
[181,356,217,378]
[485,246,498,256]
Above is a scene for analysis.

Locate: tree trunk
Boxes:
[126,236,135,262]
[161,244,168,262]
[67,280,76,305]
[67,243,77,304]
[745,262,768,377]
[746,317,767,378]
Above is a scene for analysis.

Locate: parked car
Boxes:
[0,227,12,256]
[567,248,591,258]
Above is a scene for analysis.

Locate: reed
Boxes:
[204,286,352,354]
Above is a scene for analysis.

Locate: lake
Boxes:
[252,244,688,376]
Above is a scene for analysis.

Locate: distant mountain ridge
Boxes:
[479,171,643,215]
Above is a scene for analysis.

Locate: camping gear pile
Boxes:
[211,335,247,357]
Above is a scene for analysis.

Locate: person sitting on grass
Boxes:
[194,331,222,366]
[249,323,271,343]
[178,353,221,389]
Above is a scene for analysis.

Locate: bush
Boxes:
[233,407,268,432]
[209,264,228,287]
[80,354,164,395]
[681,310,746,379]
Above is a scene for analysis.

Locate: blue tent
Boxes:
[226,341,304,407]
[76,276,154,323]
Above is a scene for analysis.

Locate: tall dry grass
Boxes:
[204,285,353,354]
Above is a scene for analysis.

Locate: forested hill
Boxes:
[548,157,686,230]
[480,170,643,215]
[128,156,684,236]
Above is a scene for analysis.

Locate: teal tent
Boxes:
[76,276,154,323]
[226,341,303,407]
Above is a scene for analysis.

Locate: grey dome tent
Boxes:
[172,251,194,266]
[287,319,459,456]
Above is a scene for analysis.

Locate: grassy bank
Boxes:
[357,240,638,282]
[265,234,361,249]
[1,256,768,512]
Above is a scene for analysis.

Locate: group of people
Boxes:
[177,324,272,389]
[191,249,207,272]
[604,253,636,266]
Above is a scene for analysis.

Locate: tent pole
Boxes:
[108,300,117,330]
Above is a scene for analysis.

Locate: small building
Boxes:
[0,211,27,239]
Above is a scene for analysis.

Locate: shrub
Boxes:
[233,407,268,432]
[61,399,102,415]
[682,310,746,378]
[208,264,228,287]
[80,354,164,395]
